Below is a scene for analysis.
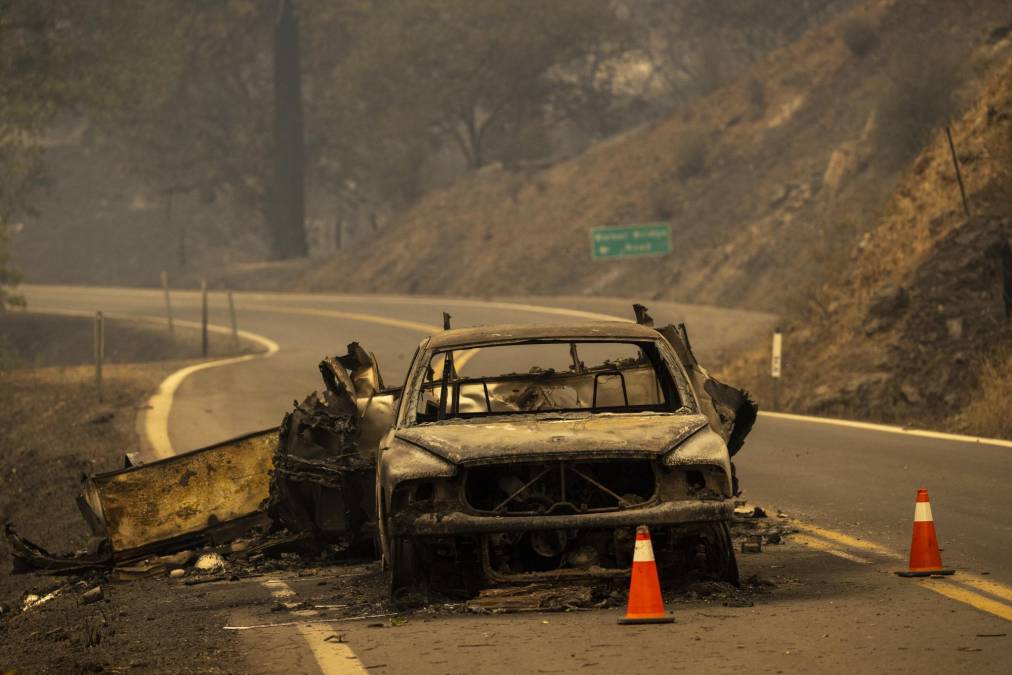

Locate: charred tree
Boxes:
[268,0,308,259]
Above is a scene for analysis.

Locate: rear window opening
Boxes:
[415,340,681,422]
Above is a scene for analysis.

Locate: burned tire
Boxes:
[389,537,427,607]
[701,522,739,586]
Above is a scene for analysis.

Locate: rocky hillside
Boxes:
[300,0,1011,314]
[722,51,1012,437]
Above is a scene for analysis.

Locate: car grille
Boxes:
[464,460,656,515]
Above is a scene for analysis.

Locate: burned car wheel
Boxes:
[389,536,427,606]
[698,522,739,586]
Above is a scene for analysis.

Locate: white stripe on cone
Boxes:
[914,501,934,522]
[633,537,655,562]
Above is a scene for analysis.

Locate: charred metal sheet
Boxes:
[424,322,660,350]
[85,428,276,561]
[3,523,110,574]
[658,322,757,456]
[466,583,596,612]
[395,413,708,466]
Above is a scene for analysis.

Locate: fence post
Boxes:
[201,279,209,357]
[944,125,971,219]
[94,311,105,402]
[160,270,175,339]
[227,290,239,352]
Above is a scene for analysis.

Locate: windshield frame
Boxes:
[398,336,697,427]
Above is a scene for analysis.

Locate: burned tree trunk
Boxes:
[268,0,307,259]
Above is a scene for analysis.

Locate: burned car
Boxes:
[376,314,756,599]
[5,307,755,602]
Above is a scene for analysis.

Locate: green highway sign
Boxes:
[590,223,670,260]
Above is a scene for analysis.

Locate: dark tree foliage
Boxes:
[269,0,307,259]
[0,0,176,305]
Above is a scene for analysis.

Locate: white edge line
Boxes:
[24,306,280,459]
[759,411,1012,449]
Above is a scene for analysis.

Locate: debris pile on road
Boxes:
[267,346,382,547]
[729,501,796,550]
[3,342,386,583]
[466,583,606,613]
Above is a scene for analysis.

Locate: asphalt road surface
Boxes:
[21,284,1012,673]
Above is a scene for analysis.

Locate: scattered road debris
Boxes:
[194,553,226,573]
[466,584,597,613]
[21,587,63,612]
[80,585,103,605]
[222,613,398,630]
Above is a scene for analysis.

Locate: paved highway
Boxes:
[21,284,1012,673]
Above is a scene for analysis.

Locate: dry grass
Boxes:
[960,342,1012,439]
[297,0,1010,314]
[840,17,879,58]
[0,361,182,603]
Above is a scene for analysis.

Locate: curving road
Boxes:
[20,284,1012,671]
[22,284,1011,582]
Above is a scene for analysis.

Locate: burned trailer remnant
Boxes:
[5,428,277,573]
[4,343,389,575]
[377,309,756,601]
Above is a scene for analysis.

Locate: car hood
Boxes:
[394,413,709,466]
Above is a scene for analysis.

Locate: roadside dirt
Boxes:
[0,362,181,604]
[719,52,1012,438]
[295,1,1010,315]
[0,313,266,673]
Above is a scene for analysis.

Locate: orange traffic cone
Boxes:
[618,525,674,624]
[896,488,955,577]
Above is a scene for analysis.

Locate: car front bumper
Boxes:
[390,498,733,537]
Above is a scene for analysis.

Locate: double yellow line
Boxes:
[794,522,1012,622]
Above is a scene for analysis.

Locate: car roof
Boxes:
[424,321,662,350]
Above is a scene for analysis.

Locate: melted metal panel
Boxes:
[87,428,276,558]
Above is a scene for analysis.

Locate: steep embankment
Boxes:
[302,0,1010,313]
[723,52,1012,437]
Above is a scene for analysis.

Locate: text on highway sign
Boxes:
[590,223,670,260]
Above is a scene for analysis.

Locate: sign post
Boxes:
[771,330,783,411]
[590,223,670,260]
[161,271,175,339]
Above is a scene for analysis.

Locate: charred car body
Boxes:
[376,315,755,599]
[5,307,755,602]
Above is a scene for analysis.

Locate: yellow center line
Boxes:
[790,522,1012,623]
[296,623,369,675]
[955,575,1012,604]
[241,303,438,335]
[918,580,1012,622]
[792,534,872,564]
[260,578,369,674]
[792,522,903,559]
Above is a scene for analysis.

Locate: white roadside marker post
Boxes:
[771,329,782,411]
[201,279,209,357]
